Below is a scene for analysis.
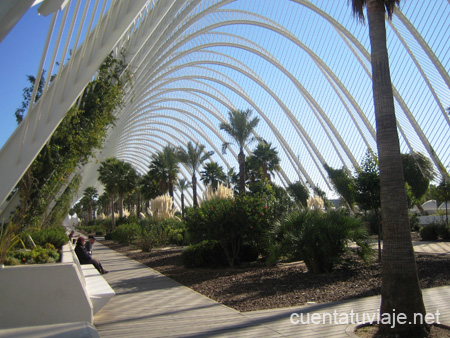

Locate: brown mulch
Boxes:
[100,234,450,313]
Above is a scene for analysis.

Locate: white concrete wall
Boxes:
[0,262,92,329]
[418,215,447,225]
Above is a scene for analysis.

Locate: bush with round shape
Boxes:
[111,223,141,244]
[30,227,68,248]
[181,240,228,268]
[272,209,371,274]
[419,224,439,241]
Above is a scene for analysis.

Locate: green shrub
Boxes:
[181,240,228,268]
[30,227,68,248]
[112,223,141,244]
[409,213,420,231]
[271,209,371,274]
[5,246,60,265]
[159,218,186,245]
[32,247,50,263]
[12,250,33,264]
[78,221,109,235]
[437,223,450,240]
[185,185,275,267]
[3,256,21,265]
[419,224,439,241]
[136,231,153,252]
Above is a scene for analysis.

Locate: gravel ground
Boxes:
[100,236,450,313]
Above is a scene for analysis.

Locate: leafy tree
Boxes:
[178,142,213,207]
[354,149,381,260]
[355,149,381,214]
[14,72,51,123]
[323,164,356,212]
[436,179,450,224]
[401,152,435,211]
[12,52,130,229]
[287,181,309,208]
[200,161,226,190]
[350,0,427,335]
[220,109,260,195]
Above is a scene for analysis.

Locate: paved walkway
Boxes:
[93,241,450,338]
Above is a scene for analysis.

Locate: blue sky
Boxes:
[0,6,52,149]
[0,0,448,193]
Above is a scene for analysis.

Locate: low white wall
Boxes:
[0,262,92,329]
[418,215,447,225]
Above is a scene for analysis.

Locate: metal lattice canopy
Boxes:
[0,0,449,213]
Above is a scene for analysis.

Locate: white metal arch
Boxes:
[0,0,449,216]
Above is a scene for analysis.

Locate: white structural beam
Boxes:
[0,0,150,208]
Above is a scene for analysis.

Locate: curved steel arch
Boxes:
[119,107,234,164]
[1,0,449,216]
[135,76,318,187]
[139,57,330,188]
[117,113,228,166]
[147,6,446,178]
[148,46,362,171]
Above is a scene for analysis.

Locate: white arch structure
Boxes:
[0,0,449,215]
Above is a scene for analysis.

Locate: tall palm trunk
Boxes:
[263,160,269,180]
[110,193,115,229]
[192,173,198,207]
[238,149,246,195]
[367,1,426,333]
[118,193,124,218]
[181,192,185,218]
[168,174,175,208]
[137,191,141,217]
[88,201,93,222]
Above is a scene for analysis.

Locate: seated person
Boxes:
[74,237,109,274]
[68,230,75,241]
[85,235,96,256]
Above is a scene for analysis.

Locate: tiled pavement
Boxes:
[93,241,450,337]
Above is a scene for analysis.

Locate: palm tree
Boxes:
[98,157,121,228]
[220,109,260,195]
[148,151,169,194]
[148,146,180,199]
[97,192,111,217]
[225,167,239,193]
[111,160,137,218]
[178,142,213,207]
[250,140,280,180]
[200,161,226,190]
[175,178,191,218]
[350,1,426,335]
[83,186,98,222]
[140,171,160,214]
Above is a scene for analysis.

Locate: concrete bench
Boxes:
[62,243,115,314]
